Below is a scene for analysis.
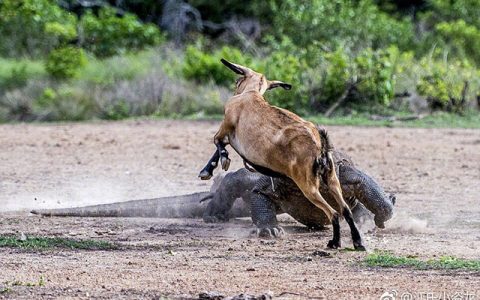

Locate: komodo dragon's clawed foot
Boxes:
[252,226,285,238]
[374,216,386,228]
[389,193,396,206]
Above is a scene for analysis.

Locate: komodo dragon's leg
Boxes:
[203,169,261,223]
[250,191,285,238]
[338,165,395,228]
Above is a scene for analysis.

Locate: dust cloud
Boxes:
[385,211,429,233]
[1,176,179,213]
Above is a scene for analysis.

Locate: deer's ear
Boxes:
[267,80,292,90]
[221,59,251,75]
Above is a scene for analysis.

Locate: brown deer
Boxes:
[198,59,365,250]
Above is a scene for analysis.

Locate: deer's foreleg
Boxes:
[198,122,232,180]
[214,123,231,171]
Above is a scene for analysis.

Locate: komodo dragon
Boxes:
[31,151,395,237]
[202,150,396,237]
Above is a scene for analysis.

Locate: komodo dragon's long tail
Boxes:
[30,192,250,218]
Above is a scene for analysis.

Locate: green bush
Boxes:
[0,64,29,91]
[354,47,398,106]
[426,0,480,29]
[435,20,480,64]
[0,0,77,57]
[305,47,398,113]
[318,49,351,108]
[45,47,87,79]
[80,7,163,58]
[182,44,257,86]
[416,59,479,113]
[268,0,414,52]
[182,44,305,112]
[101,100,131,120]
[262,51,306,112]
[34,86,96,121]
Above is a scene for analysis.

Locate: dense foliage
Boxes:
[0,0,479,122]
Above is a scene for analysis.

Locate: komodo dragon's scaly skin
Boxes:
[30,192,251,218]
[203,150,396,236]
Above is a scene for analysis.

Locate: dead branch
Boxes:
[324,81,357,117]
[369,114,426,122]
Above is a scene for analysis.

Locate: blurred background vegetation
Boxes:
[0,0,479,125]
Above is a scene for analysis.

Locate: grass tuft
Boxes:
[364,251,480,270]
[0,235,117,250]
[308,111,480,128]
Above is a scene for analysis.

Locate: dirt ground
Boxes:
[0,120,479,299]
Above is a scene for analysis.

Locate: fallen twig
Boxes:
[369,114,426,122]
[324,81,357,117]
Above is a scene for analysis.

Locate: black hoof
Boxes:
[327,239,341,249]
[220,156,231,171]
[353,244,367,251]
[198,170,213,180]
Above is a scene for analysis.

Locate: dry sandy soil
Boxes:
[0,120,479,299]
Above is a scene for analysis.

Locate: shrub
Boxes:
[34,86,96,121]
[0,64,29,92]
[80,7,163,58]
[182,44,257,86]
[0,0,77,57]
[426,0,480,29]
[305,47,398,113]
[354,47,398,106]
[416,59,479,113]
[435,20,480,64]
[268,0,414,52]
[45,47,87,79]
[262,50,306,112]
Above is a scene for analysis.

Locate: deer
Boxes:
[198,59,365,250]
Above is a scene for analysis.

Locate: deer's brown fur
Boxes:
[199,59,364,250]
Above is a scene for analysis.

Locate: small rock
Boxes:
[312,250,331,257]
[246,267,255,271]
[199,291,224,300]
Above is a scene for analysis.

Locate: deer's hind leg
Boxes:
[295,177,342,249]
[325,153,365,250]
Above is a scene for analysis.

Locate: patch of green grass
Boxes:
[0,58,46,90]
[7,276,45,287]
[364,251,480,270]
[308,114,391,127]
[0,235,117,250]
[80,50,156,84]
[308,111,480,128]
[0,58,45,79]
